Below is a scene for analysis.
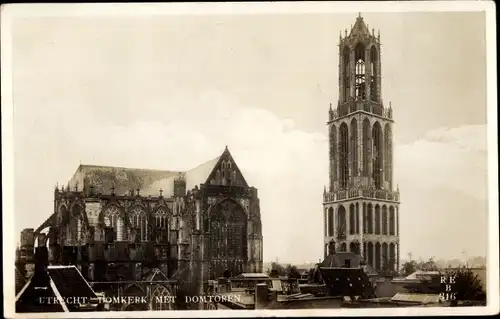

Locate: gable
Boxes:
[205,148,249,187]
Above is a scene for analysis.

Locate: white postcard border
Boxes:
[2,1,498,318]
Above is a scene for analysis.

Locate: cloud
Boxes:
[394,124,488,260]
[14,91,488,263]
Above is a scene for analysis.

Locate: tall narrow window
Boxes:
[372,122,384,189]
[370,46,378,101]
[103,206,121,241]
[329,124,337,188]
[350,118,358,176]
[155,209,168,242]
[130,207,148,241]
[343,47,350,102]
[384,124,393,190]
[354,44,366,100]
[339,123,349,189]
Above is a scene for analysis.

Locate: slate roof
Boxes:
[391,293,441,304]
[142,156,220,197]
[68,165,180,196]
[16,265,98,313]
[66,147,248,197]
[318,267,375,299]
[349,15,371,37]
[321,252,362,268]
[236,273,270,279]
[15,266,27,295]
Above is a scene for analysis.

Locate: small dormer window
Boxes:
[227,161,232,169]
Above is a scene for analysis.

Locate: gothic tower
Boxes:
[323,14,400,274]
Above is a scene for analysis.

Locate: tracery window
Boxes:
[354,44,366,100]
[130,207,148,241]
[103,206,123,241]
[209,199,247,279]
[155,209,168,228]
[151,285,172,310]
[154,209,168,242]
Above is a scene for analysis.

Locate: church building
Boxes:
[16,146,263,308]
[323,15,401,274]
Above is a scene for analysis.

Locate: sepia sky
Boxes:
[8,8,489,264]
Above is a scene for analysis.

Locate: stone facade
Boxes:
[323,15,400,273]
[16,147,263,306]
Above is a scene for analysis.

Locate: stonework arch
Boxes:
[367,203,373,234]
[374,204,381,235]
[349,204,356,235]
[150,285,173,310]
[389,243,396,271]
[369,46,379,101]
[355,203,360,234]
[362,118,371,176]
[382,205,388,235]
[372,121,384,189]
[208,198,248,279]
[339,123,349,188]
[354,42,366,100]
[367,242,374,267]
[340,242,347,252]
[129,206,148,242]
[375,242,381,270]
[389,205,396,236]
[389,206,395,236]
[384,123,393,189]
[337,205,347,238]
[328,207,334,237]
[100,204,126,241]
[382,242,389,272]
[329,124,338,187]
[342,46,350,102]
[350,118,358,177]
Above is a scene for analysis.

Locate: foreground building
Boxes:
[322,14,400,273]
[16,147,263,308]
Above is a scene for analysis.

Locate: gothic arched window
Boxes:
[384,124,393,189]
[342,46,350,102]
[339,123,349,189]
[103,206,124,241]
[209,199,247,279]
[370,46,378,101]
[154,209,168,242]
[372,121,384,189]
[130,207,148,241]
[329,124,337,186]
[350,118,358,176]
[151,285,173,310]
[354,43,366,100]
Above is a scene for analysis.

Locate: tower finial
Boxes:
[329,103,332,111]
[345,29,347,37]
[358,12,362,18]
[378,29,380,39]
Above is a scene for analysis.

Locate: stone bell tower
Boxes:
[322,14,401,274]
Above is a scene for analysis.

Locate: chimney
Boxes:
[254,283,270,309]
[32,245,50,288]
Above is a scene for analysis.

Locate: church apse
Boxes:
[16,146,263,308]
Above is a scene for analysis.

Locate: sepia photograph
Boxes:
[1,1,498,318]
